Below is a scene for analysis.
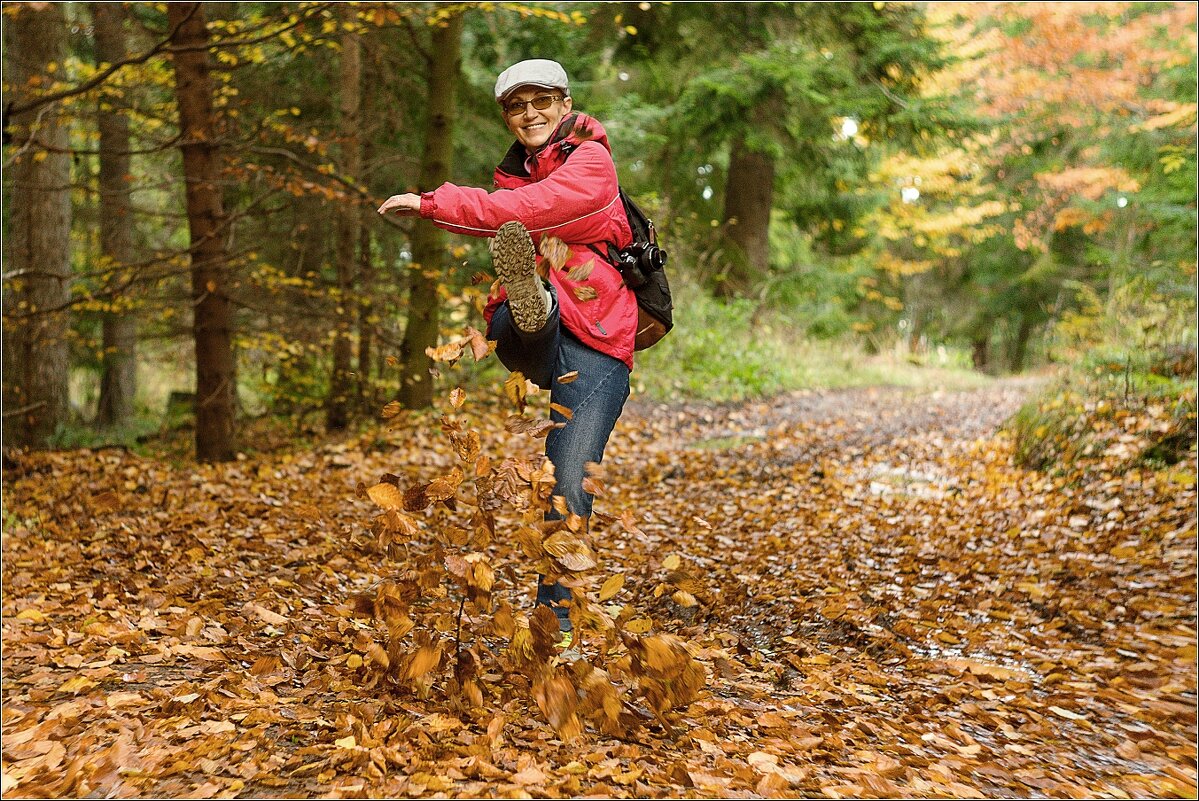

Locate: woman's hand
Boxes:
[377,192,422,216]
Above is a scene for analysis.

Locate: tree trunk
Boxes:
[356,222,374,407]
[1009,314,1034,373]
[971,335,990,372]
[2,3,73,448]
[717,133,774,299]
[327,4,362,431]
[93,2,138,429]
[169,2,235,461]
[398,12,463,410]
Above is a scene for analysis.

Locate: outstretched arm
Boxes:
[377,193,421,216]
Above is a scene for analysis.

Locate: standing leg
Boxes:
[537,332,630,631]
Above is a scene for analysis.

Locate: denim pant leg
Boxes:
[536,334,631,631]
[486,290,559,389]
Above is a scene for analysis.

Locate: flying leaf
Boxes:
[539,236,571,271]
[381,400,402,419]
[449,387,466,408]
[567,259,595,282]
[367,482,405,510]
[426,340,465,364]
[598,573,625,601]
[557,370,579,384]
[406,645,442,680]
[550,402,574,420]
[504,371,528,412]
[465,326,494,360]
[572,285,598,302]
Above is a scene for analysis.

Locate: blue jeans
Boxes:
[488,289,630,631]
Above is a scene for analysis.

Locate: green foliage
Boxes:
[632,277,989,403]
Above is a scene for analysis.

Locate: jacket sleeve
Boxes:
[419,141,620,242]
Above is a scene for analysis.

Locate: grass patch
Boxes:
[631,284,991,402]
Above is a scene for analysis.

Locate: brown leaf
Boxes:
[539,235,571,271]
[557,370,579,384]
[465,326,494,360]
[504,371,528,412]
[572,285,598,302]
[91,490,120,512]
[566,259,595,282]
[426,340,465,364]
[505,415,564,438]
[380,400,402,419]
[550,402,574,420]
[449,387,466,408]
[533,671,582,740]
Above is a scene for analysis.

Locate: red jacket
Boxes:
[419,113,636,369]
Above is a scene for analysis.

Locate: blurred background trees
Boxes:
[3,1,1194,461]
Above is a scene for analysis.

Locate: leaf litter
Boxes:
[2,367,1195,798]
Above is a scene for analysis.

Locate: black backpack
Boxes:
[608,188,674,351]
[561,144,674,350]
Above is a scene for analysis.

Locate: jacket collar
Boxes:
[497,112,596,179]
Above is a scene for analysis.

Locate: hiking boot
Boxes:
[491,221,549,333]
[556,630,581,662]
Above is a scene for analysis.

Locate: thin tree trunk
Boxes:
[169,2,235,461]
[398,11,463,410]
[971,335,990,372]
[2,3,73,448]
[356,222,374,407]
[717,132,774,299]
[1009,315,1034,373]
[327,4,362,431]
[93,1,137,429]
[356,35,379,410]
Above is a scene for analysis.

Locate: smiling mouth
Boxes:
[522,122,547,132]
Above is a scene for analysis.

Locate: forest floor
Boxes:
[2,376,1196,798]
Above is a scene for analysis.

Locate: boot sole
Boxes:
[491,221,546,332]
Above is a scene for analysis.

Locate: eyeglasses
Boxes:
[503,94,563,117]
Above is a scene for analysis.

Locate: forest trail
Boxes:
[3,377,1195,798]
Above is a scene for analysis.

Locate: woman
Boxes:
[378,59,636,641]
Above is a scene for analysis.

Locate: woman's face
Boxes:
[502,86,572,152]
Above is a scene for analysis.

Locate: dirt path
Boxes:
[3,377,1195,797]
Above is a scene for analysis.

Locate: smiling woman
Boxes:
[377,59,637,644]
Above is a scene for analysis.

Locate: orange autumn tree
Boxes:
[858,1,1196,370]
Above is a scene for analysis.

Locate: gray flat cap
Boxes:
[494,59,569,102]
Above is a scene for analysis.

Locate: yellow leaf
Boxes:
[58,676,97,694]
[624,617,653,634]
[662,554,681,570]
[449,387,466,409]
[346,654,363,669]
[367,482,404,510]
[335,735,357,749]
[598,573,625,602]
[557,370,579,384]
[366,643,390,669]
[381,400,402,419]
[1049,705,1088,721]
[406,645,441,680]
[671,590,698,607]
[16,608,47,622]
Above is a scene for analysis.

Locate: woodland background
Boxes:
[2,3,1197,799]
[2,1,1195,459]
